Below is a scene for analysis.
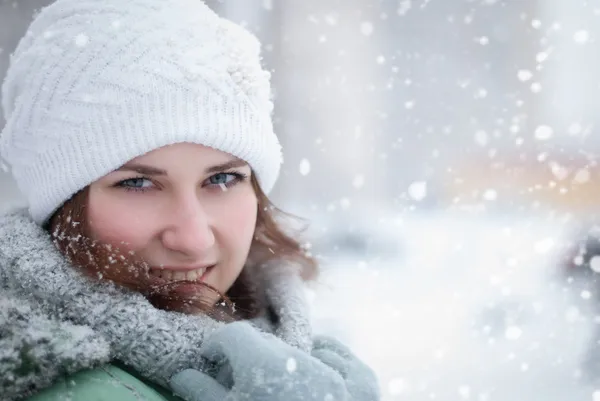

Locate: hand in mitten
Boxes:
[169,321,350,401]
[311,335,381,401]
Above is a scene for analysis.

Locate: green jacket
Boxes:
[28,363,182,401]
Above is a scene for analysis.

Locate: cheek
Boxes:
[87,191,156,249]
[213,190,257,251]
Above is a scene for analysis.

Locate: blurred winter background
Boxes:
[3,0,600,399]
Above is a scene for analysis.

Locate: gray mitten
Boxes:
[170,321,350,401]
[311,336,380,401]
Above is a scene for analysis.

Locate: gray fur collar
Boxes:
[0,209,312,400]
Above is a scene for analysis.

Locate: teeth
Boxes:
[151,266,209,281]
[186,269,204,281]
[173,271,187,281]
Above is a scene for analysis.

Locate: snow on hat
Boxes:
[0,0,282,224]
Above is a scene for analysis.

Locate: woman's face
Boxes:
[87,143,257,304]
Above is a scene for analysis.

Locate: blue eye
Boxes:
[116,177,153,191]
[206,172,247,189]
[209,173,236,185]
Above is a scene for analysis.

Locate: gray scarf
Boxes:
[0,209,312,400]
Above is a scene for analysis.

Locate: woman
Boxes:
[0,0,380,400]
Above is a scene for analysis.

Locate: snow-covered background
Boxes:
[3,0,600,399]
[309,211,600,400]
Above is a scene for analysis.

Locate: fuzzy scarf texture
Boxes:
[0,209,313,400]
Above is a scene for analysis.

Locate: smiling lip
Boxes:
[149,264,216,281]
[155,264,216,272]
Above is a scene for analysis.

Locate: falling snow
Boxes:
[505,326,523,340]
[397,1,412,16]
[573,30,590,44]
[534,125,553,140]
[530,82,542,93]
[286,357,297,373]
[568,123,583,135]
[74,33,89,47]
[474,130,488,146]
[536,51,549,63]
[339,197,351,210]
[550,162,568,181]
[299,159,311,176]
[590,256,600,273]
[573,169,590,184]
[360,21,373,36]
[517,70,533,82]
[352,174,365,189]
[408,181,427,201]
[482,189,497,201]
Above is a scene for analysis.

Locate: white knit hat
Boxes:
[0,0,282,225]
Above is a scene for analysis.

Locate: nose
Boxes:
[161,196,215,258]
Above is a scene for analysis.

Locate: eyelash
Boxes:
[115,171,248,193]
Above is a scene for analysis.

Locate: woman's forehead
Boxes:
[126,143,247,168]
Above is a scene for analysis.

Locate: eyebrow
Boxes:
[116,158,248,176]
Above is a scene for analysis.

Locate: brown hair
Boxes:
[46,175,317,321]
